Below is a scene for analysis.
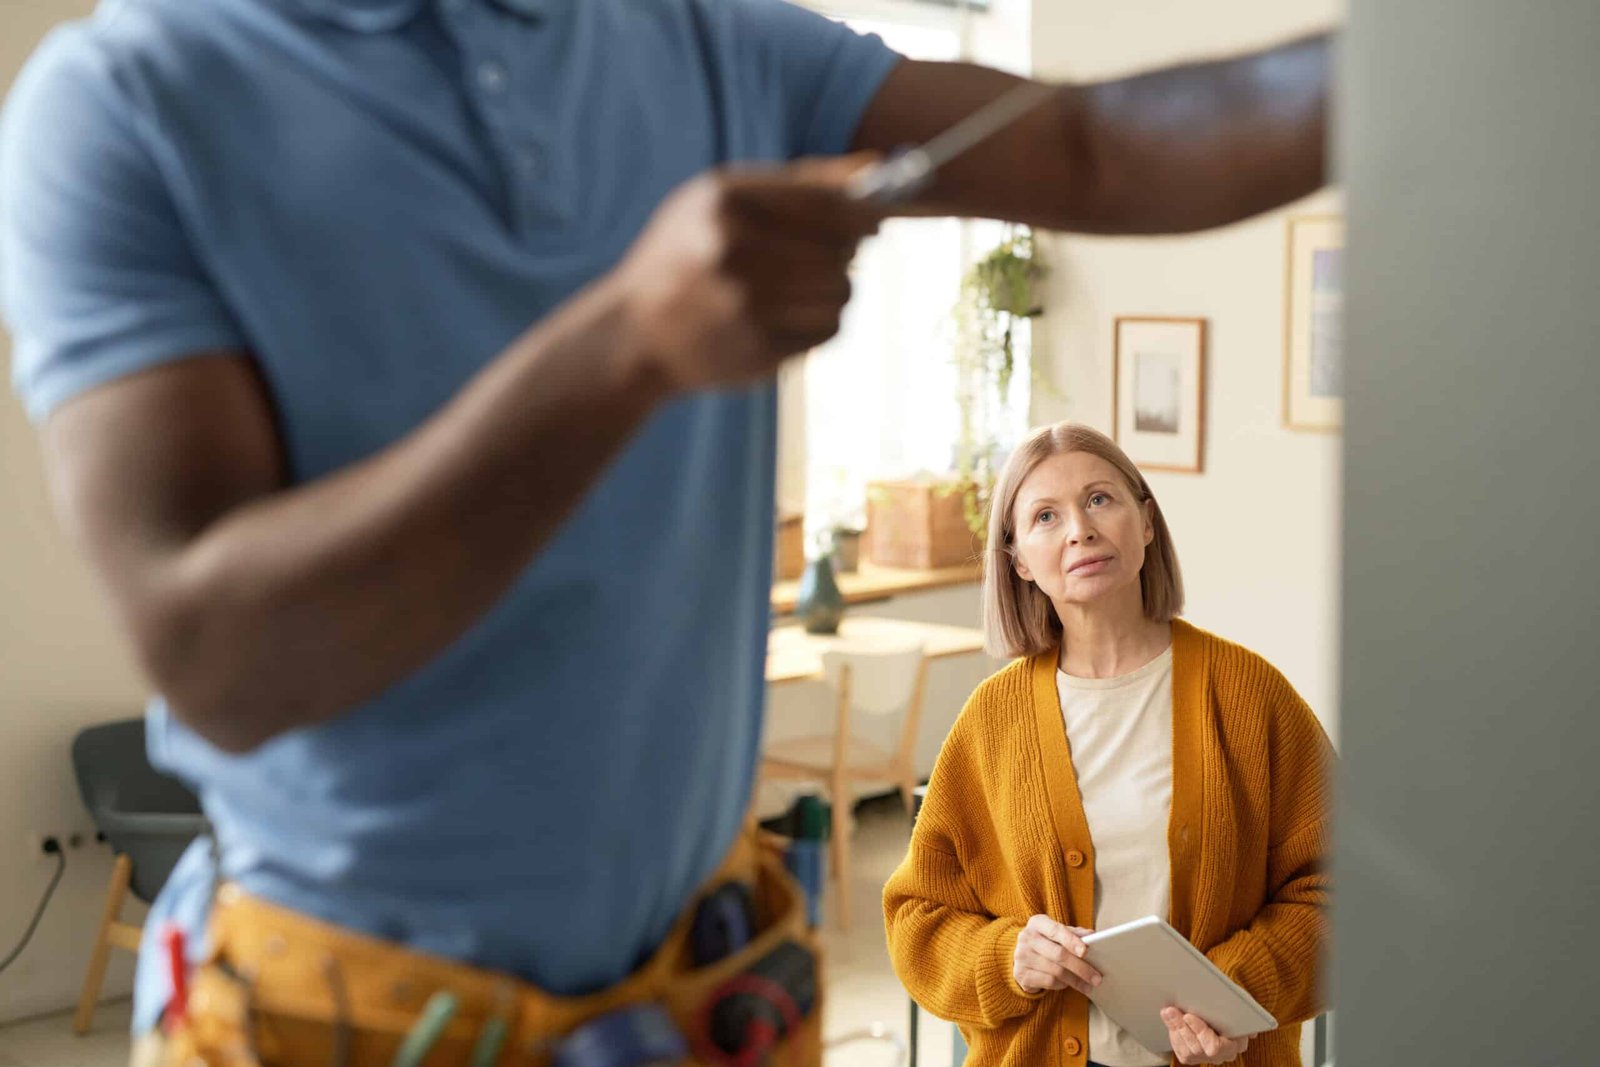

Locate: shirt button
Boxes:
[516,143,544,179]
[1066,848,1085,868]
[476,60,508,95]
[1065,1037,1083,1056]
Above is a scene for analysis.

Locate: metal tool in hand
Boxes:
[846,80,1058,205]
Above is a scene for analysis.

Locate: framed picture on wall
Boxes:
[1113,316,1207,473]
[1283,214,1345,432]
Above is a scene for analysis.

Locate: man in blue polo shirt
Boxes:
[2,0,1329,1060]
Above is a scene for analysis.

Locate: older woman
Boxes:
[883,423,1332,1067]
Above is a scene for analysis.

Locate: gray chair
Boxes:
[70,718,208,1034]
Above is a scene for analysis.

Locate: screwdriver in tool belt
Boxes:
[161,925,189,1035]
[846,80,1059,205]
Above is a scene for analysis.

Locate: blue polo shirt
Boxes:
[0,0,897,1032]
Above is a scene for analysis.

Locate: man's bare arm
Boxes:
[43,162,877,753]
[853,33,1330,233]
[46,283,659,755]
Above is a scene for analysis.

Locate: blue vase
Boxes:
[796,554,845,635]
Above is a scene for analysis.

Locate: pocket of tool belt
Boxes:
[663,835,815,1012]
[181,832,818,1060]
[666,839,823,1064]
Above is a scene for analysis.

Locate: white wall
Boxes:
[0,0,150,1027]
[1029,0,1343,736]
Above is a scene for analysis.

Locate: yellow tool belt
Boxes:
[149,829,821,1067]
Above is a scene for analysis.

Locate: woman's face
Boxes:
[1009,451,1154,612]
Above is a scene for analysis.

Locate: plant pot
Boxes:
[989,275,1045,319]
[865,479,979,570]
[831,530,862,574]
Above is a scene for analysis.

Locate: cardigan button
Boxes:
[1066,849,1085,868]
[1065,1037,1083,1056]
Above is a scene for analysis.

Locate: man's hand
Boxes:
[1161,1007,1256,1064]
[1012,915,1102,996]
[611,155,882,394]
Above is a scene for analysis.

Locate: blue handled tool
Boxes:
[783,839,825,930]
[783,794,829,929]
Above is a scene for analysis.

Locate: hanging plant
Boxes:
[951,225,1049,539]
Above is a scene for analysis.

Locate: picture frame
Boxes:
[1113,316,1207,474]
[1283,214,1346,432]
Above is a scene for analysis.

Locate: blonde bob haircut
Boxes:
[983,422,1184,659]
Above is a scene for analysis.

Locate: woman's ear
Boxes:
[1012,553,1034,582]
[1143,500,1155,546]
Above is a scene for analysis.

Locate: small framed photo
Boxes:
[1283,214,1345,432]
[1114,316,1207,473]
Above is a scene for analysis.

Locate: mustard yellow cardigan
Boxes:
[883,620,1333,1067]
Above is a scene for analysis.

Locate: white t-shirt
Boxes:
[1057,647,1174,1067]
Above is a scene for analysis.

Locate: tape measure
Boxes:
[695,940,817,1067]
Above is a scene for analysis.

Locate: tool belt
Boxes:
[152,830,821,1067]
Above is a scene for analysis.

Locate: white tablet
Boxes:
[1079,915,1277,1054]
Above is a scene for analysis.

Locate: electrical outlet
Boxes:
[29,829,90,857]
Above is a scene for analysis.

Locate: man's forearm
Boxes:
[54,162,868,754]
[1073,32,1331,234]
[851,35,1329,235]
[159,279,665,751]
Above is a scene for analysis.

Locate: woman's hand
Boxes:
[1012,914,1102,995]
[1161,1007,1256,1064]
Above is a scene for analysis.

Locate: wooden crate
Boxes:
[773,512,805,581]
[865,480,979,570]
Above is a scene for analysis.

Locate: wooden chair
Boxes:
[760,641,928,931]
[70,719,208,1034]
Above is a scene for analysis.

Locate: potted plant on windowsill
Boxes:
[829,523,864,573]
[805,469,866,575]
[866,226,1048,569]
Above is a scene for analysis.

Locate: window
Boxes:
[778,2,1032,546]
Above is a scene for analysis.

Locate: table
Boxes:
[770,560,982,617]
[766,616,987,685]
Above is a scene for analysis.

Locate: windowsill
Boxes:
[770,559,983,617]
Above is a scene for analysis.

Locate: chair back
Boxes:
[821,642,925,718]
[822,641,930,772]
[71,718,207,904]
